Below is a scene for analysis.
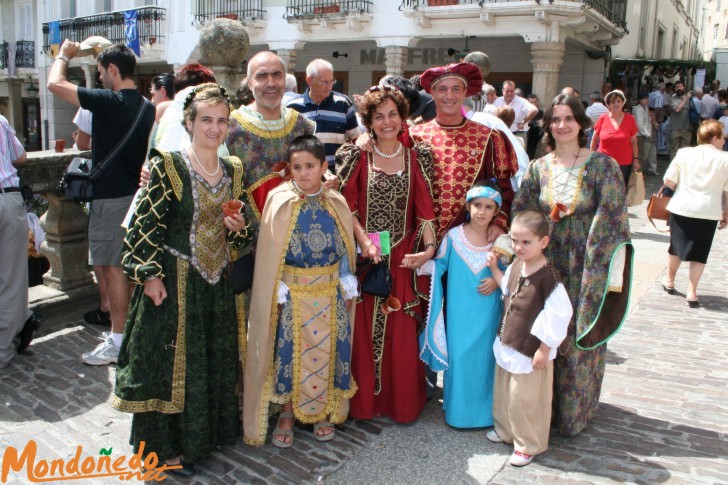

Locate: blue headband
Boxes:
[466,186,502,206]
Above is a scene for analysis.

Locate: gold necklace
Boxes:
[190,146,220,177]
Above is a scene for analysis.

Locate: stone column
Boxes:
[6,78,24,130]
[277,49,298,75]
[384,46,407,77]
[41,192,93,290]
[16,150,95,291]
[81,63,98,88]
[530,42,565,106]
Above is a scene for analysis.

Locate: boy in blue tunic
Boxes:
[243,135,359,447]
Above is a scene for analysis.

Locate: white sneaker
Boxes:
[486,429,503,443]
[81,332,119,365]
[509,450,535,467]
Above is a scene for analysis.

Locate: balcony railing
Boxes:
[42,6,166,53]
[192,0,266,25]
[0,41,36,69]
[284,1,373,20]
[399,0,627,31]
[0,42,7,69]
[584,0,627,31]
[16,41,35,68]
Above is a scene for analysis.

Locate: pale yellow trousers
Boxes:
[492,362,553,455]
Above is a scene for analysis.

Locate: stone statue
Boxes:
[198,18,250,94]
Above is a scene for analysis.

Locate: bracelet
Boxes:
[423,242,436,249]
[55,54,70,63]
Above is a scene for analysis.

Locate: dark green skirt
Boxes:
[114,254,240,462]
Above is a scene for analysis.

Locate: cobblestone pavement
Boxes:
[1,159,727,484]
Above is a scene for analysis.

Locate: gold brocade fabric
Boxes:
[411,120,511,241]
[188,156,232,284]
[365,154,411,249]
[281,265,340,421]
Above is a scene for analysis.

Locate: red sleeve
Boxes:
[411,154,436,223]
[485,130,516,231]
[340,154,364,216]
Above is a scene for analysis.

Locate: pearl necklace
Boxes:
[190,147,220,177]
[372,142,403,159]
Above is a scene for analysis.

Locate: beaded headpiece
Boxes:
[183,83,231,110]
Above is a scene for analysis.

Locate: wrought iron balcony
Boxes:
[42,6,166,53]
[15,41,35,68]
[0,42,7,69]
[192,0,266,25]
[584,0,627,32]
[284,1,373,20]
[0,41,36,69]
[399,0,627,32]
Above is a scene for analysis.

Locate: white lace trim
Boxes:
[276,281,290,304]
[339,274,360,300]
[451,226,491,275]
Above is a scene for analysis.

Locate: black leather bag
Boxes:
[360,262,393,298]
[231,252,254,294]
[60,97,153,202]
[61,157,94,202]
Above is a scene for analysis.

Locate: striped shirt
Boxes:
[585,102,608,124]
[0,115,25,189]
[285,90,362,167]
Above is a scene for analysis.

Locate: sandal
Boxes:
[84,306,111,326]
[313,421,335,442]
[660,280,675,295]
[272,411,295,448]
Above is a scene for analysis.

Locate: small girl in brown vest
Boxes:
[485,210,573,467]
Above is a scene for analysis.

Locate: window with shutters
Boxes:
[16,3,33,41]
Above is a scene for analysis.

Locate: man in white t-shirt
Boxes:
[72,107,92,150]
[493,80,538,145]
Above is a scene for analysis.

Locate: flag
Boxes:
[49,21,61,56]
[124,10,140,57]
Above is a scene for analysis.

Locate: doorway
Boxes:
[22,98,41,152]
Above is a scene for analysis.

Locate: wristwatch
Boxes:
[55,54,70,63]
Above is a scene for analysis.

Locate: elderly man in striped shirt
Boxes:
[285,59,362,174]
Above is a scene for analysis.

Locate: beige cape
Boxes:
[242,182,357,445]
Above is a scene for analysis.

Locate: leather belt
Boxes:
[0,186,20,194]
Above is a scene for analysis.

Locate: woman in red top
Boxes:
[589,89,640,185]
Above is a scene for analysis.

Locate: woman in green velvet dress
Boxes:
[113,84,251,477]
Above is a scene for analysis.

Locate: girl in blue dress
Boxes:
[420,183,504,428]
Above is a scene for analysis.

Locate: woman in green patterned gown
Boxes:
[113,84,252,477]
[512,94,633,437]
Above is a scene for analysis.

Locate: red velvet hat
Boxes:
[420,63,483,97]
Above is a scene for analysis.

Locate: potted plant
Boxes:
[314,2,340,14]
[217,13,239,20]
